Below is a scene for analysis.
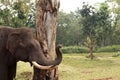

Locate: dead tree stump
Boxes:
[33,0,60,80]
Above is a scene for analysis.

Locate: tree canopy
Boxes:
[0,0,35,28]
[1,0,120,48]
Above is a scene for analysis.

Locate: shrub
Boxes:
[112,51,120,57]
[61,46,89,53]
[96,45,120,52]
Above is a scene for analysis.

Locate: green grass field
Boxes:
[16,53,120,80]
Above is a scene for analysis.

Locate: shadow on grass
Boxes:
[16,71,32,80]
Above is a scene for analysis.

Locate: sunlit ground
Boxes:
[16,53,120,80]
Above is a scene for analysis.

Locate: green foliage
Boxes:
[115,0,120,5]
[57,11,82,46]
[0,0,36,28]
[112,51,120,57]
[97,45,120,52]
[0,7,12,26]
[57,2,117,47]
[61,46,89,53]
[84,36,96,49]
[95,3,114,46]
[84,37,91,47]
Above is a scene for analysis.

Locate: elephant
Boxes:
[0,26,62,80]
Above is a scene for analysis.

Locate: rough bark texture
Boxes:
[33,0,60,80]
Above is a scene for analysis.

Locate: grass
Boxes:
[16,62,33,80]
[16,53,120,80]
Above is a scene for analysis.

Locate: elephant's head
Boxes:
[6,28,62,69]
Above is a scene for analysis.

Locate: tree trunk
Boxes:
[33,0,60,80]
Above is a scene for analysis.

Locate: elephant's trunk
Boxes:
[32,44,62,70]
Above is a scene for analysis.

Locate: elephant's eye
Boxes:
[27,44,34,50]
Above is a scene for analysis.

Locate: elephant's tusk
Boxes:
[32,61,53,70]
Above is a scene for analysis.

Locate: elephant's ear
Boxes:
[6,32,25,54]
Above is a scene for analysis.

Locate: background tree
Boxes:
[78,3,98,59]
[95,3,113,47]
[0,0,35,28]
[110,0,120,45]
[57,11,82,46]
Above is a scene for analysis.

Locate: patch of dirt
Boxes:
[20,71,32,80]
[90,77,113,80]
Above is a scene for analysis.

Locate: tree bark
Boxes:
[33,0,60,80]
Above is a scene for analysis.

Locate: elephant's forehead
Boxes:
[20,32,34,40]
[16,28,34,37]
